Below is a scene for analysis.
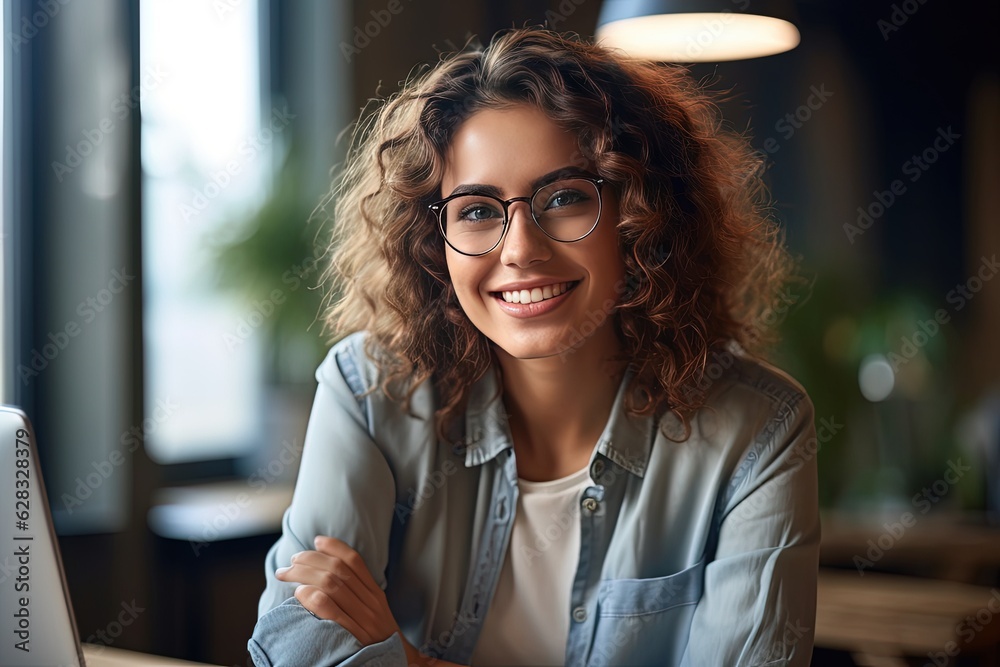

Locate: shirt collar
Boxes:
[458,363,660,479]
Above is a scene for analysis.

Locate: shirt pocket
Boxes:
[588,558,705,667]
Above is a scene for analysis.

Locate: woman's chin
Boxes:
[486,322,623,363]
[490,338,574,363]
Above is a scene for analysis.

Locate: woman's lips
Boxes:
[489,281,580,318]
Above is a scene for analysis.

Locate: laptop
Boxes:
[0,405,86,666]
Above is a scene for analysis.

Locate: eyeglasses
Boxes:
[429,176,605,256]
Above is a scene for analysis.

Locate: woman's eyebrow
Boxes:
[530,165,595,190]
[448,183,504,198]
[447,166,596,198]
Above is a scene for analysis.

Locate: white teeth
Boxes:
[498,282,574,304]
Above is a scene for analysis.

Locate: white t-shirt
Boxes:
[470,464,594,666]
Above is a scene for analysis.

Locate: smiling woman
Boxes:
[439,106,626,373]
[249,26,819,667]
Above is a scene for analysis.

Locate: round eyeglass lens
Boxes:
[530,178,601,242]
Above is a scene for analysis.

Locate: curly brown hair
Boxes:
[319,26,798,441]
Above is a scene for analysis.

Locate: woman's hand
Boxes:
[275,535,405,649]
[274,536,463,666]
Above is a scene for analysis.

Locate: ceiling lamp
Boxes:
[595,0,801,62]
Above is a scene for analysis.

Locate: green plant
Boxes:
[212,143,330,385]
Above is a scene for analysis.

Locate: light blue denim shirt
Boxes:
[249,331,820,666]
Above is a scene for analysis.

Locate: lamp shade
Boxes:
[595,0,801,62]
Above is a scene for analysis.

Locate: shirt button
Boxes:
[572,606,587,622]
[582,497,599,512]
[590,459,605,479]
[496,497,508,521]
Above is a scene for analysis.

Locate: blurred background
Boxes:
[2,0,998,665]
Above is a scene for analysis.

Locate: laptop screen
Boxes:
[1,406,85,666]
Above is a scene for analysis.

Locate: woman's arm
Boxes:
[273,534,472,667]
[248,338,411,666]
[680,390,821,667]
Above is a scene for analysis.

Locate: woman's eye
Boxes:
[460,205,500,221]
[545,189,586,209]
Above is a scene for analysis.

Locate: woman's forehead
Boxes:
[440,105,587,195]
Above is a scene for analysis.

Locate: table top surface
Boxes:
[820,510,1000,579]
[816,568,1000,656]
[82,644,222,667]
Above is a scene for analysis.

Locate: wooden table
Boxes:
[820,511,1000,582]
[82,644,223,666]
[817,569,1000,666]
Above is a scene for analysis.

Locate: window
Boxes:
[140,0,272,463]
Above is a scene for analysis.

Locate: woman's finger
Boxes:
[283,549,381,611]
[293,584,375,646]
[279,537,403,648]
[277,561,376,625]
[312,536,385,598]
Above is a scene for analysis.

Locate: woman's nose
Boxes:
[499,201,552,267]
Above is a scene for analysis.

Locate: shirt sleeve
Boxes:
[680,390,821,667]
[248,337,409,667]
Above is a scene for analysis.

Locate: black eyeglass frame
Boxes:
[428,176,606,257]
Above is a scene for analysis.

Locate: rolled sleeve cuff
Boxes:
[248,598,410,667]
